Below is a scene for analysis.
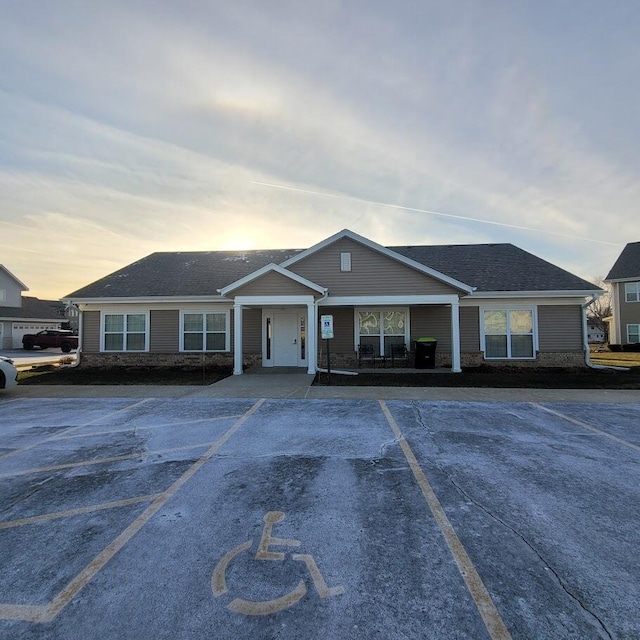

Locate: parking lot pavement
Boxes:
[0,397,638,639]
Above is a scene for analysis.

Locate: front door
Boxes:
[273,312,299,366]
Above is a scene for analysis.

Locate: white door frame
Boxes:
[262,308,307,368]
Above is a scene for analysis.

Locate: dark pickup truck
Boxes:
[22,329,78,353]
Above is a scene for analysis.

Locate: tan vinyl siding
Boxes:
[289,237,461,296]
[242,308,262,353]
[82,311,100,353]
[619,283,640,343]
[232,271,319,297]
[538,305,583,352]
[460,306,480,352]
[409,306,452,353]
[150,310,179,352]
[318,306,355,356]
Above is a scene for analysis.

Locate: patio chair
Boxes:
[358,343,380,368]
[390,343,410,368]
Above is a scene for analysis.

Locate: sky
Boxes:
[1,1,639,299]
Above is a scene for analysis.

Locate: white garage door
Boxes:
[11,322,61,348]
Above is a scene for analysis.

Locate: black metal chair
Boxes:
[390,343,410,368]
[358,343,379,368]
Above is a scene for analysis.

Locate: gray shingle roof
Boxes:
[605,242,640,280]
[66,242,598,299]
[390,243,598,292]
[66,250,302,298]
[0,297,67,320]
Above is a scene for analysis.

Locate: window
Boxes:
[103,313,147,351]
[483,309,535,359]
[357,309,407,356]
[625,282,640,303]
[340,252,352,272]
[628,324,640,344]
[181,312,228,351]
[0,290,5,302]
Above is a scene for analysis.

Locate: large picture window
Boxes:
[357,309,407,356]
[483,309,535,359]
[628,324,640,344]
[625,282,640,303]
[103,313,147,351]
[181,312,228,351]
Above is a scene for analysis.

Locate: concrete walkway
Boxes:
[4,369,640,402]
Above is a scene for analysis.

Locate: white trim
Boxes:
[460,297,587,307]
[605,277,640,284]
[0,265,29,291]
[340,252,352,272]
[233,303,243,375]
[624,281,640,303]
[280,229,475,293]
[234,295,317,306]
[468,289,600,299]
[479,305,538,360]
[218,263,326,296]
[451,300,461,372]
[179,309,230,352]
[100,311,149,353]
[322,294,460,306]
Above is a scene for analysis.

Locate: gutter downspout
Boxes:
[69,304,82,368]
[582,296,628,371]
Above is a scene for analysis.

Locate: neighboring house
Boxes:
[604,241,640,347]
[587,323,606,343]
[64,229,601,373]
[0,266,66,348]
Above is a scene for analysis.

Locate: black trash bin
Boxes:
[414,337,437,369]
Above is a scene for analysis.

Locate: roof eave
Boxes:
[468,289,602,299]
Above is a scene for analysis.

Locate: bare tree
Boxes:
[587,277,612,341]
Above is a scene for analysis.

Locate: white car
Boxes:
[0,356,18,390]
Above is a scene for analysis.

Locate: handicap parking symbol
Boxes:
[212,511,344,616]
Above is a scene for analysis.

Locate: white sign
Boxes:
[320,315,334,339]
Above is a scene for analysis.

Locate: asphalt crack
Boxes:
[447,475,613,640]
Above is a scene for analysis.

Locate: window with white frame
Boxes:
[181,312,228,351]
[483,309,535,359]
[625,282,640,302]
[103,313,147,351]
[357,309,407,356]
[628,324,640,344]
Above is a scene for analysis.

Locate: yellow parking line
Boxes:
[0,441,218,479]
[53,414,245,441]
[0,398,154,462]
[0,494,161,530]
[379,400,512,640]
[0,398,265,623]
[532,403,640,453]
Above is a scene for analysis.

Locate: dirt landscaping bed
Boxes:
[313,366,640,389]
[18,365,233,386]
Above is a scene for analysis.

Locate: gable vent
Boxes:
[340,252,352,272]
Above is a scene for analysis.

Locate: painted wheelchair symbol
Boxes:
[212,511,344,616]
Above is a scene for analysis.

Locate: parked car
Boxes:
[0,356,18,390]
[22,329,78,353]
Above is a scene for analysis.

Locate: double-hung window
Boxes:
[357,309,407,356]
[628,324,640,344]
[625,282,640,302]
[483,309,535,359]
[181,312,229,351]
[103,313,147,351]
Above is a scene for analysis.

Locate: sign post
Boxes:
[320,315,334,385]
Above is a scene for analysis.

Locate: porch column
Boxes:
[306,301,316,374]
[233,302,243,375]
[451,300,461,373]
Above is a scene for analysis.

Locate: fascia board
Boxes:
[63,295,229,305]
[321,294,459,306]
[0,316,62,323]
[604,277,640,284]
[218,263,326,296]
[280,228,475,294]
[467,289,601,298]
